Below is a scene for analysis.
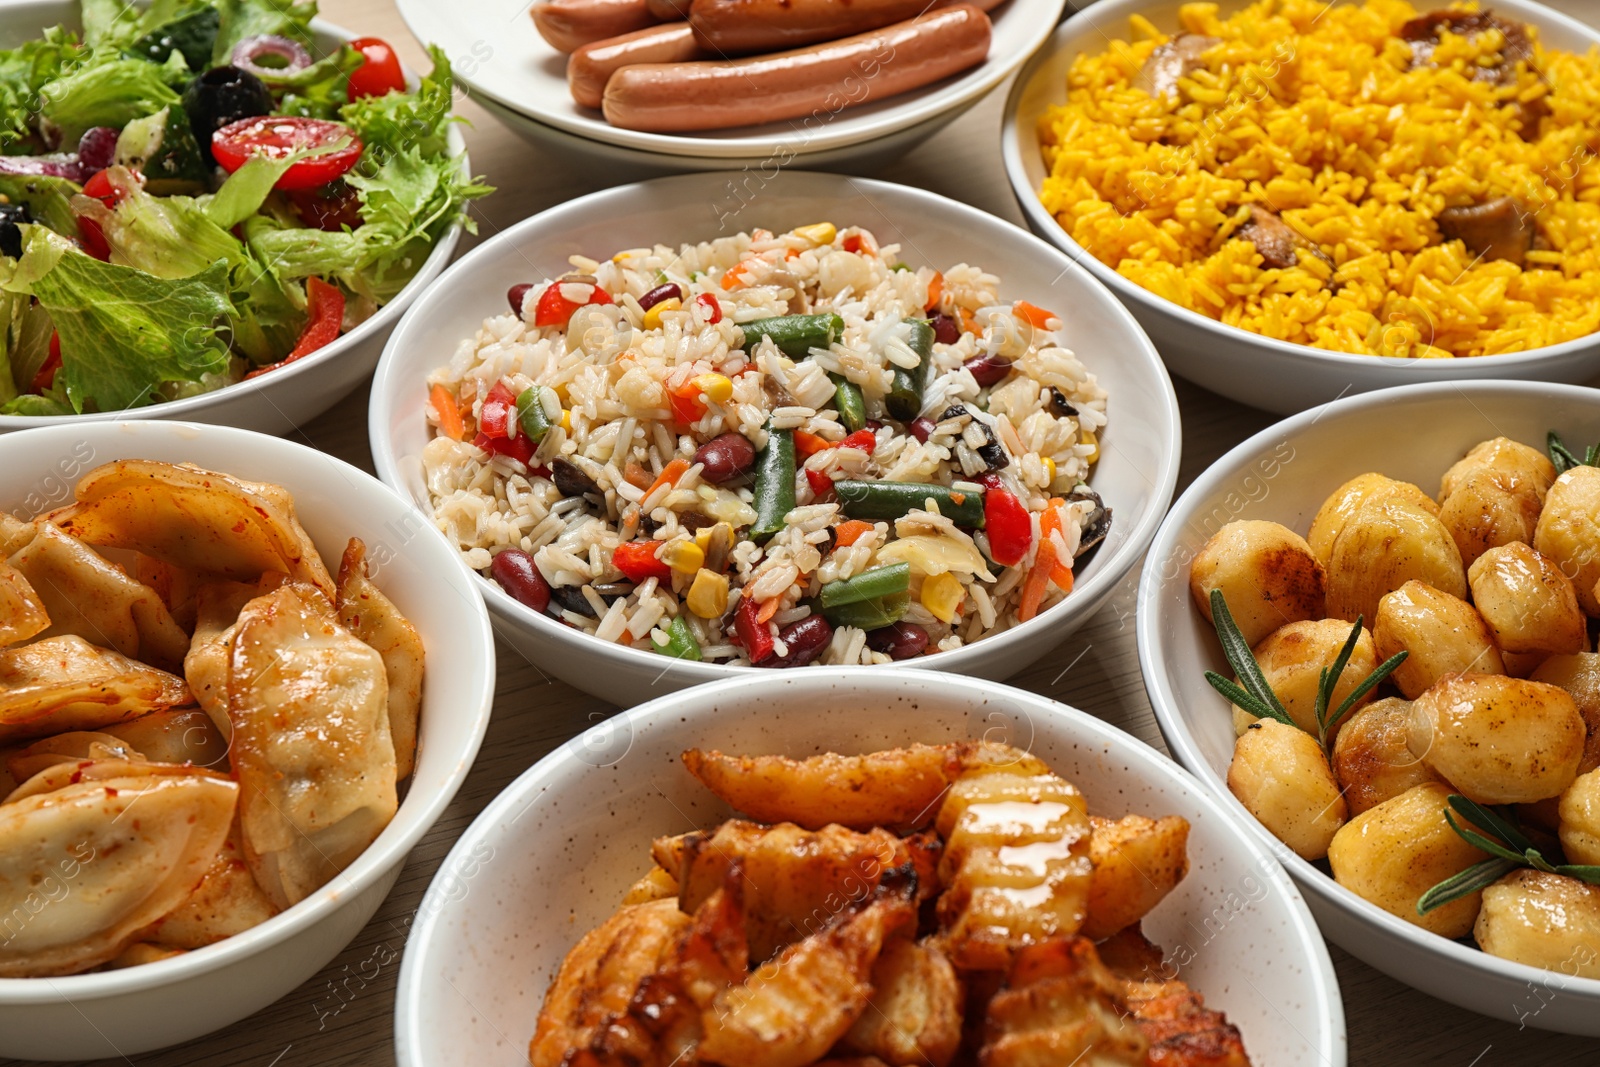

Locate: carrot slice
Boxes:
[756,596,780,623]
[430,384,464,441]
[1019,536,1058,623]
[1014,300,1058,330]
[1038,499,1078,592]
[793,429,830,460]
[644,458,691,500]
[925,270,944,312]
[834,519,874,547]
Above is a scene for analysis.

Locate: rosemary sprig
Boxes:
[1417,795,1600,915]
[1203,589,1407,754]
[1547,430,1600,474]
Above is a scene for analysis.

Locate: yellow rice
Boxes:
[1037,0,1600,358]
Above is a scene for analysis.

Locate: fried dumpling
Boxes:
[102,707,229,771]
[148,825,279,948]
[0,636,191,744]
[133,554,202,632]
[184,576,290,738]
[0,558,49,647]
[0,770,237,976]
[4,730,143,790]
[228,584,398,909]
[336,538,424,780]
[48,460,334,598]
[0,511,31,556]
[9,522,189,670]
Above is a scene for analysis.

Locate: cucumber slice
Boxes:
[126,6,221,73]
[115,106,209,194]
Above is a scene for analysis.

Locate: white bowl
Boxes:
[0,421,496,1060]
[0,2,470,436]
[369,169,1181,706]
[1000,0,1600,415]
[396,0,1065,170]
[1137,379,1600,1034]
[394,668,1346,1067]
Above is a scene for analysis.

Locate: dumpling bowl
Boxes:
[1001,0,1600,414]
[0,1,470,436]
[1137,380,1600,1033]
[394,668,1345,1066]
[0,421,495,1060]
[369,170,1181,706]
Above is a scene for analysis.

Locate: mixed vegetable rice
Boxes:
[421,222,1112,667]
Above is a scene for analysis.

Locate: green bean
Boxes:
[831,373,866,433]
[651,614,702,661]
[516,386,553,443]
[819,562,910,610]
[751,426,796,543]
[885,317,935,422]
[739,313,844,359]
[834,479,986,527]
[824,593,909,631]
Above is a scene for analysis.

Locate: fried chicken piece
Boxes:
[529,898,691,1067]
[1132,34,1221,98]
[1100,928,1254,1067]
[979,938,1149,1067]
[681,743,1047,832]
[840,936,964,1066]
[698,870,918,1067]
[1082,814,1191,940]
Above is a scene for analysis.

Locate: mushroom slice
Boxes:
[9,522,189,670]
[228,583,397,909]
[47,460,334,598]
[336,539,424,781]
[1436,196,1536,267]
[0,771,237,976]
[0,558,48,646]
[1132,33,1221,98]
[0,636,191,744]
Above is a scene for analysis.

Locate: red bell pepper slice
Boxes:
[612,540,672,582]
[978,473,1032,567]
[734,595,774,662]
[245,277,345,379]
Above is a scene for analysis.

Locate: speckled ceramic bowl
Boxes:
[394,668,1345,1066]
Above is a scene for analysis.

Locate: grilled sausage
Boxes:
[603,6,992,132]
[569,23,706,108]
[647,0,690,18]
[532,0,663,54]
[689,0,1001,54]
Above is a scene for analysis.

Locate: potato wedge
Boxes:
[1081,813,1190,940]
[1189,520,1325,648]
[1374,580,1503,699]
[1408,673,1584,804]
[841,937,962,1066]
[1228,720,1346,860]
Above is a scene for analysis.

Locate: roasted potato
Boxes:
[1189,520,1326,648]
[1438,466,1547,568]
[1467,543,1586,657]
[1407,673,1585,804]
[620,865,678,905]
[1530,653,1600,775]
[1474,870,1600,977]
[841,938,962,1066]
[1227,720,1346,860]
[1228,619,1377,737]
[1534,466,1600,615]
[1503,649,1558,678]
[1439,437,1557,503]
[1081,814,1190,940]
[1559,768,1600,866]
[1307,473,1439,565]
[1373,580,1504,699]
[1327,782,1491,937]
[1325,499,1467,625]
[1330,697,1445,815]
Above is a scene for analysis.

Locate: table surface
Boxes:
[12,0,1600,1062]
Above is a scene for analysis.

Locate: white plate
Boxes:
[0,1,469,435]
[1138,379,1600,1034]
[1000,0,1600,414]
[397,0,1066,160]
[368,170,1180,706]
[394,668,1346,1066]
[0,421,495,1059]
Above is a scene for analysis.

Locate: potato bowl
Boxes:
[0,421,495,1060]
[0,0,470,436]
[393,667,1345,1066]
[1137,380,1600,1034]
[368,169,1180,706]
[1000,0,1600,415]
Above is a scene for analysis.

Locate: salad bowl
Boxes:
[0,0,480,436]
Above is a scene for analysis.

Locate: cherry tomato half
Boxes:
[211,117,364,192]
[347,37,407,99]
[287,180,364,232]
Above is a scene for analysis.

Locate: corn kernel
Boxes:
[793,222,837,246]
[921,571,964,624]
[1043,456,1056,483]
[642,297,682,331]
[686,568,729,618]
[662,539,705,575]
[692,373,734,405]
[560,409,572,431]
[1081,430,1099,464]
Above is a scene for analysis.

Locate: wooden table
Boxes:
[13,0,1600,1061]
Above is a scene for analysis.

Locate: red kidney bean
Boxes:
[909,416,937,443]
[758,614,834,668]
[866,621,929,660]
[864,419,886,432]
[489,548,550,612]
[692,431,756,483]
[639,282,684,310]
[508,283,533,316]
[930,312,960,346]
[963,352,1013,387]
